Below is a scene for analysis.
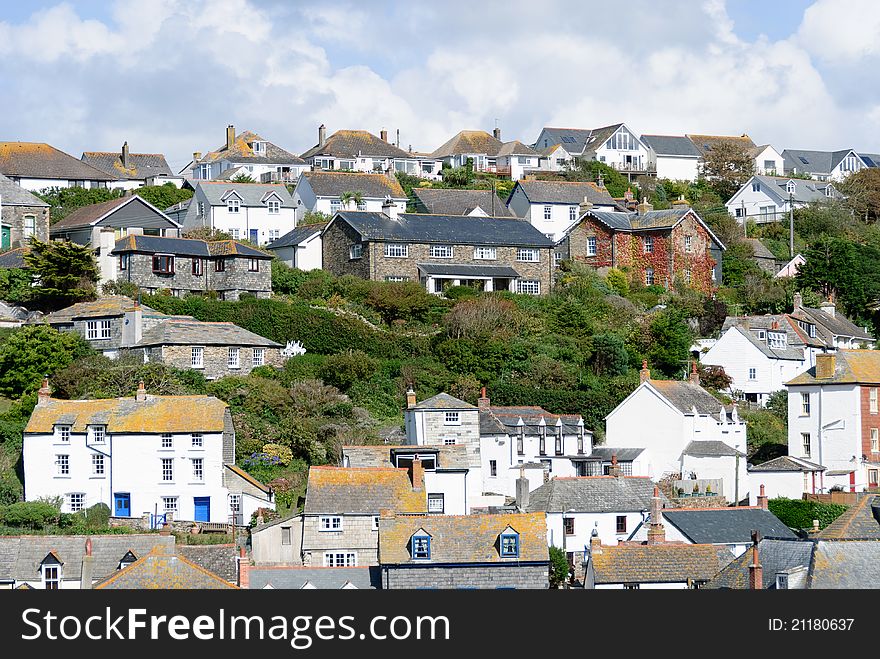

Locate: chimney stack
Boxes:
[410,457,424,492]
[381,196,399,220]
[609,453,621,478]
[578,195,593,217]
[819,300,836,318]
[639,360,651,383]
[793,292,803,311]
[637,197,653,216]
[406,384,417,409]
[646,486,666,545]
[589,526,602,554]
[748,531,763,590]
[80,538,94,589]
[396,128,400,147]
[757,484,768,510]
[811,519,820,534]
[193,151,201,165]
[318,124,327,148]
[493,127,501,140]
[136,380,147,402]
[380,129,388,142]
[37,377,51,404]
[596,173,605,189]
[238,546,250,589]
[815,353,836,380]
[515,465,530,511]
[689,361,700,386]
[478,387,490,410]
[226,125,235,151]
[121,141,129,168]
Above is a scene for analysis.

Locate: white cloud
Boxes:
[796,0,880,63]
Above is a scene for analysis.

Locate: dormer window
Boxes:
[752,182,760,192]
[267,199,280,214]
[89,425,106,443]
[56,425,70,443]
[499,527,520,558]
[411,531,431,560]
[825,184,834,198]
[227,198,240,213]
[786,180,796,195]
[251,141,266,155]
[39,553,63,590]
[118,550,138,571]
[767,331,787,349]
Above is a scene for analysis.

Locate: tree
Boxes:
[590,333,629,376]
[230,173,256,183]
[560,159,635,198]
[0,325,92,397]
[182,227,233,241]
[340,191,364,210]
[23,238,99,309]
[839,167,880,222]
[300,210,331,226]
[0,268,32,304]
[440,164,475,187]
[697,142,755,200]
[548,545,570,588]
[646,309,694,377]
[134,183,193,212]
[36,186,123,224]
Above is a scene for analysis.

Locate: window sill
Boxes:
[53,476,71,479]
[89,476,106,480]
[188,481,205,485]
[158,481,176,485]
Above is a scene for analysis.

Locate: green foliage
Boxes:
[766,390,788,420]
[0,500,61,528]
[605,268,630,297]
[101,279,140,298]
[767,497,848,530]
[646,309,693,377]
[561,160,636,198]
[590,334,629,377]
[81,502,111,530]
[133,183,193,211]
[318,350,379,391]
[0,325,92,397]
[262,443,294,466]
[548,545,571,588]
[23,238,100,310]
[697,141,755,200]
[364,281,436,323]
[339,191,364,210]
[442,285,479,301]
[0,268,32,304]
[37,186,123,224]
[440,164,475,187]
[300,210,332,226]
[182,226,233,241]
[742,408,787,463]
[230,173,256,183]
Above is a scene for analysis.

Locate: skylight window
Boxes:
[799,156,810,165]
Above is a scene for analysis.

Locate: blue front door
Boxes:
[249,229,259,244]
[194,497,210,522]
[114,493,130,517]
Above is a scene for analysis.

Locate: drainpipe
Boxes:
[818,386,823,492]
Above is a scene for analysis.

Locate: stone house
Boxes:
[81,142,175,191]
[378,512,549,589]
[111,234,272,299]
[300,465,427,567]
[0,173,50,249]
[558,201,725,293]
[322,204,556,295]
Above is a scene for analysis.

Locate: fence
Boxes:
[802,491,860,505]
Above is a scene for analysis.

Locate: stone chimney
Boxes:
[238,546,250,589]
[646,486,665,545]
[793,292,803,311]
[405,384,417,409]
[748,531,763,590]
[381,196,399,220]
[757,484,768,510]
[515,467,530,511]
[410,457,424,492]
[380,129,388,142]
[193,151,201,165]
[609,454,621,478]
[819,300,836,318]
[672,195,689,208]
[80,538,94,589]
[478,387,490,410]
[689,361,700,386]
[318,124,327,148]
[811,519,820,534]
[815,353,836,380]
[136,380,147,402]
[624,188,634,202]
[37,377,51,404]
[493,127,501,141]
[121,142,129,168]
[226,125,235,151]
[639,360,651,383]
[596,173,605,189]
[589,526,602,554]
[578,195,593,217]
[637,197,653,216]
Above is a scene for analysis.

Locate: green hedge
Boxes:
[767,497,848,530]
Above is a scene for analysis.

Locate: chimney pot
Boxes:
[193,151,201,165]
[639,360,650,383]
[136,380,147,401]
[637,197,653,216]
[793,292,803,311]
[815,353,836,380]
[812,519,820,532]
[85,537,92,557]
[689,361,700,386]
[820,300,836,318]
[748,532,763,590]
[226,125,235,151]
[478,387,490,410]
[647,485,665,545]
[380,129,388,142]
[757,484,768,510]
[318,124,327,148]
[382,196,399,220]
[493,127,501,140]
[37,377,51,403]
[121,141,129,168]
[405,385,417,409]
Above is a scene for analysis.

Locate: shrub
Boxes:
[548,545,570,588]
[0,325,93,397]
[0,500,61,528]
[101,279,140,298]
[443,285,479,301]
[767,497,848,530]
[82,502,111,530]
[605,268,630,297]
[364,281,437,324]
[318,350,379,391]
[262,443,294,466]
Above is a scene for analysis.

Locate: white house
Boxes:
[532,124,652,179]
[782,148,867,182]
[725,174,845,224]
[494,140,541,180]
[266,223,324,270]
[291,171,407,223]
[535,143,573,172]
[641,135,702,181]
[748,457,827,503]
[428,129,505,173]
[786,351,880,493]
[604,363,748,503]
[0,142,113,191]
[22,381,274,524]
[505,179,621,241]
[299,125,420,176]
[167,181,296,245]
[81,142,174,191]
[751,144,785,176]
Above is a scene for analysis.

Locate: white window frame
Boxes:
[871,428,879,453]
[161,458,174,482]
[227,199,240,214]
[473,246,497,260]
[91,454,104,476]
[161,433,173,449]
[253,348,265,367]
[384,243,408,258]
[349,243,363,259]
[684,268,691,284]
[871,387,878,414]
[643,235,654,253]
[444,411,460,426]
[384,275,409,282]
[86,321,98,340]
[801,393,811,416]
[429,245,453,259]
[57,425,70,443]
[645,268,655,286]
[516,280,541,295]
[517,248,540,262]
[191,346,204,368]
[767,332,787,349]
[586,236,597,256]
[267,199,280,214]
[569,206,578,222]
[67,492,85,513]
[323,551,357,567]
[99,320,112,339]
[42,564,61,589]
[228,347,240,369]
[427,493,444,514]
[192,457,204,482]
[319,516,342,532]
[56,454,69,476]
[163,496,178,513]
[684,235,692,253]
[192,433,203,448]
[801,433,811,458]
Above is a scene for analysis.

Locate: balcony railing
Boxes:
[260,171,300,184]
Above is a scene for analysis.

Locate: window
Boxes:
[384,243,408,258]
[192,258,202,276]
[267,199,280,214]
[752,182,761,192]
[227,199,240,213]
[543,205,552,220]
[473,246,497,260]
[411,534,431,560]
[539,435,546,455]
[349,243,363,259]
[430,244,453,258]
[152,255,174,274]
[825,185,835,198]
[215,259,226,272]
[90,455,105,479]
[191,458,204,481]
[319,516,342,531]
[372,516,380,531]
[643,236,654,253]
[57,426,70,443]
[541,458,552,473]
[68,493,85,513]
[684,235,692,252]
[428,493,445,513]
[161,458,173,481]
[623,583,640,590]
[281,527,292,545]
[555,434,563,455]
[489,460,497,477]
[801,393,811,416]
[870,469,880,487]
[118,254,127,271]
[586,236,597,256]
[569,206,578,222]
[871,388,878,414]
[197,201,206,217]
[786,181,796,195]
[384,275,409,282]
[357,200,367,211]
[645,268,655,286]
[86,320,98,340]
[735,207,745,218]
[269,229,280,241]
[252,141,265,154]
[767,332,787,349]
[43,565,61,590]
[253,348,265,366]
[324,552,357,567]
[248,258,260,272]
[759,206,776,221]
[871,428,878,452]
[228,347,240,369]
[517,248,539,262]
[616,516,627,534]
[192,433,203,448]
[56,454,69,476]
[330,200,342,213]
[500,532,519,558]
[801,433,811,458]
[230,494,241,520]
[517,435,524,455]
[516,280,541,295]
[563,517,574,535]
[230,228,240,240]
[756,330,766,340]
[163,497,178,513]
[554,251,564,267]
[161,433,173,449]
[23,215,36,239]
[749,367,757,380]
[191,346,204,368]
[577,435,584,454]
[444,411,460,425]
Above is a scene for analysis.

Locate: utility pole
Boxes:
[789,192,794,259]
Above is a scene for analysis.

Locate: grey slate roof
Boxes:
[300,130,412,160]
[417,263,520,278]
[646,379,734,415]
[818,494,880,540]
[176,544,239,583]
[858,153,880,168]
[481,406,584,435]
[267,223,326,249]
[533,127,595,154]
[731,325,807,361]
[748,456,825,472]
[744,238,776,260]
[526,476,662,514]
[331,211,555,247]
[51,194,180,231]
[810,540,880,588]
[0,173,49,206]
[590,543,733,585]
[744,175,844,204]
[111,235,271,259]
[341,445,471,470]
[134,319,281,348]
[587,447,645,462]
[782,149,861,175]
[411,188,513,217]
[721,313,823,350]
[0,142,114,181]
[661,508,797,544]
[413,393,475,410]
[513,180,619,206]
[81,151,173,181]
[41,296,159,323]
[641,135,702,158]
[706,538,815,589]
[196,181,295,208]
[683,440,745,457]
[793,305,873,341]
[247,566,381,589]
[299,171,407,199]
[583,208,725,249]
[0,247,28,269]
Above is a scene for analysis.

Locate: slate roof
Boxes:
[430,131,504,158]
[134,319,280,348]
[25,395,228,433]
[300,130,412,160]
[744,238,776,260]
[341,445,471,470]
[809,540,880,588]
[640,135,702,158]
[742,175,844,204]
[859,153,880,168]
[96,545,236,589]
[247,566,381,589]
[526,476,661,513]
[787,350,880,386]
[412,393,475,410]
[496,140,539,157]
[686,133,757,157]
[41,296,156,324]
[729,325,807,361]
[175,544,239,584]
[782,149,861,175]
[226,464,272,494]
[266,223,326,249]
[417,263,520,278]
[300,171,406,199]
[0,534,175,584]
[303,467,427,515]
[196,181,295,208]
[332,211,554,247]
[590,543,731,584]
[0,142,114,181]
[0,173,49,206]
[660,508,797,544]
[683,440,745,457]
[748,456,825,472]
[81,151,173,181]
[111,235,271,258]
[411,188,513,217]
[533,127,596,154]
[721,313,823,351]
[50,195,180,231]
[647,379,734,415]
[378,513,548,565]
[582,208,725,248]
[818,495,880,540]
[513,180,619,206]
[480,405,584,435]
[587,447,644,462]
[197,130,305,166]
[792,305,873,341]
[0,247,28,269]
[705,538,815,589]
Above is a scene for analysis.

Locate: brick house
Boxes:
[378,512,549,589]
[0,173,50,249]
[322,203,556,295]
[558,200,725,293]
[111,235,272,299]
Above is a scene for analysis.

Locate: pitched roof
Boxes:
[496,140,539,157]
[682,440,745,457]
[25,394,229,433]
[418,263,521,278]
[809,540,880,588]
[197,130,305,166]
[526,476,661,513]
[95,545,236,589]
[533,127,595,154]
[782,148,861,175]
[331,211,554,247]
[587,447,644,462]
[341,445,471,470]
[81,151,173,181]
[134,318,280,348]
[646,380,733,415]
[226,464,272,494]
[727,325,807,362]
[300,171,406,199]
[0,247,29,269]
[480,406,584,435]
[591,543,730,584]
[246,566,381,589]
[583,208,726,248]
[196,181,295,208]
[0,142,114,181]
[786,350,880,386]
[743,175,844,204]
[686,133,757,157]
[175,544,240,584]
[640,135,702,158]
[411,188,513,217]
[41,296,158,323]
[721,313,823,350]
[378,513,548,565]
[430,131,504,158]
[513,180,619,206]
[744,238,776,260]
[792,305,873,341]
[748,456,825,472]
[0,173,49,206]
[303,467,427,515]
[818,495,880,540]
[300,130,412,160]
[50,195,180,231]
[111,235,271,258]
[705,538,815,589]
[412,393,475,410]
[661,508,797,544]
[266,223,326,249]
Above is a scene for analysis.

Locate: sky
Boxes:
[1,0,879,172]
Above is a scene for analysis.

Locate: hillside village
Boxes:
[1,122,879,590]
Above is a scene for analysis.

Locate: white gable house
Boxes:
[725,175,844,224]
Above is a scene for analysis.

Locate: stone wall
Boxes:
[568,217,616,269]
[69,317,125,351]
[1,204,49,248]
[420,409,481,467]
[122,253,271,299]
[381,563,549,589]
[301,514,379,566]
[158,344,284,380]
[667,495,728,509]
[322,220,371,280]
